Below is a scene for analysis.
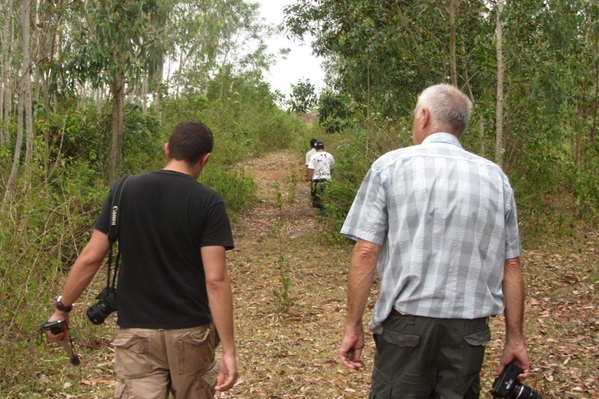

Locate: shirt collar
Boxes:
[421,132,462,148]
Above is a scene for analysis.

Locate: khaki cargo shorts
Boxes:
[112,323,219,399]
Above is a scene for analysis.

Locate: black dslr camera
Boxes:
[86,287,117,325]
[491,363,542,398]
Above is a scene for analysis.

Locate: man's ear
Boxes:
[200,152,211,167]
[164,143,170,158]
[420,108,430,131]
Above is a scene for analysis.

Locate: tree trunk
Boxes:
[1,0,14,146]
[109,56,127,182]
[479,117,485,157]
[142,74,148,115]
[463,63,484,156]
[1,90,24,213]
[449,0,458,87]
[495,0,504,168]
[22,0,34,176]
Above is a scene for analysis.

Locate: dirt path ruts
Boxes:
[232,150,318,243]
[222,150,373,398]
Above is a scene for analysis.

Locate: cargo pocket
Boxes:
[370,372,392,398]
[201,359,220,388]
[462,327,490,347]
[114,381,128,399]
[382,329,420,348]
[112,332,151,379]
[461,326,491,376]
[378,328,427,385]
[177,326,215,374]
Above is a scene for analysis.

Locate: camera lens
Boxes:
[512,383,542,399]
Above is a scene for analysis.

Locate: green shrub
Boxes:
[122,106,164,174]
[200,166,258,220]
[0,163,107,393]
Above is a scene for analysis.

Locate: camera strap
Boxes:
[106,174,131,290]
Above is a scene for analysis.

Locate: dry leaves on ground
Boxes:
[32,150,599,398]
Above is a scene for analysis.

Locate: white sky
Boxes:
[255,0,325,97]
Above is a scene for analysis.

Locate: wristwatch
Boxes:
[55,296,73,312]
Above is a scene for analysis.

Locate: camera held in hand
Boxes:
[86,287,117,325]
[491,363,542,398]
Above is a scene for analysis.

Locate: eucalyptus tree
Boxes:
[0,0,14,146]
[287,0,599,224]
[165,0,273,99]
[284,0,491,143]
[2,0,34,212]
[495,0,505,168]
[533,0,599,213]
[59,0,168,182]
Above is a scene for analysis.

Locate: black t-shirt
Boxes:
[94,170,234,329]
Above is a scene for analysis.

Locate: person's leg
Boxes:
[166,323,219,399]
[432,318,490,399]
[311,181,319,208]
[313,181,326,211]
[112,328,170,399]
[369,315,438,399]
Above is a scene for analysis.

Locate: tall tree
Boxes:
[284,0,489,121]
[64,0,168,181]
[495,0,504,167]
[0,0,15,146]
[2,0,32,212]
[165,0,271,98]
[449,0,459,87]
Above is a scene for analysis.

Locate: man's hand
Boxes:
[215,352,238,391]
[494,343,530,380]
[339,329,365,370]
[44,311,71,343]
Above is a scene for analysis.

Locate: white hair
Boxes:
[415,84,473,135]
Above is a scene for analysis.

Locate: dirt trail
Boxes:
[232,151,318,243]
[32,150,597,398]
[222,150,373,398]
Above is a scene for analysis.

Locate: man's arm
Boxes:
[339,239,380,370]
[494,256,530,380]
[307,167,314,182]
[202,245,238,391]
[46,229,110,342]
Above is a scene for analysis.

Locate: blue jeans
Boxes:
[112,323,219,399]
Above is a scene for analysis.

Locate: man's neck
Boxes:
[164,160,201,180]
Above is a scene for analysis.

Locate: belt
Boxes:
[389,308,408,317]
[389,309,489,324]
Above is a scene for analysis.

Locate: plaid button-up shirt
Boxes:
[341,133,521,334]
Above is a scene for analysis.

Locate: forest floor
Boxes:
[30,150,598,398]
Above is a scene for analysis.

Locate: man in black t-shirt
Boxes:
[45,120,238,398]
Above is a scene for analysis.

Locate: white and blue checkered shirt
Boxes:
[341,133,521,334]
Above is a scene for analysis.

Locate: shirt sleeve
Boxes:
[93,183,117,234]
[340,166,389,245]
[308,154,316,170]
[503,184,521,259]
[200,200,235,250]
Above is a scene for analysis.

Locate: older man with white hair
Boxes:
[339,84,530,398]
